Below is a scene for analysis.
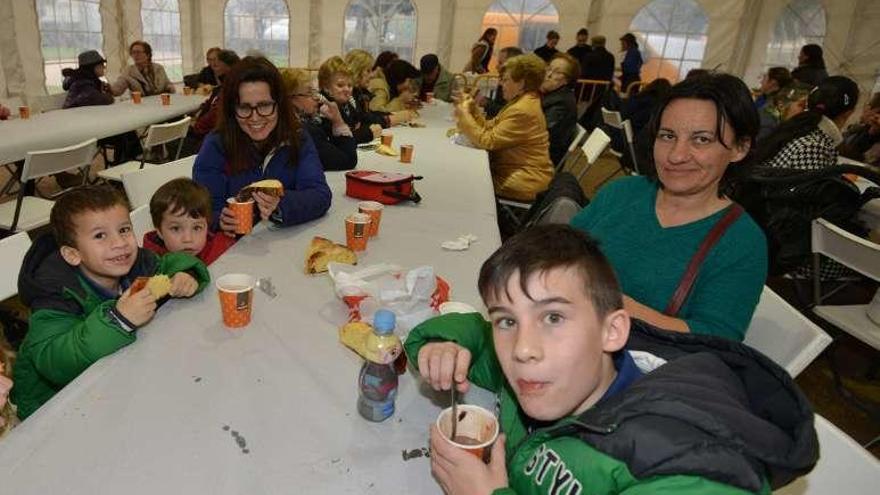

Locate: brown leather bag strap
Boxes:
[664,203,744,317]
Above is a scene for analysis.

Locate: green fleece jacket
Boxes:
[405,313,818,495]
[11,235,210,419]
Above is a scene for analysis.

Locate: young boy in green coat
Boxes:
[405,225,817,495]
[12,185,211,420]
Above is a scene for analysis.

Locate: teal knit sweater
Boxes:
[571,176,767,341]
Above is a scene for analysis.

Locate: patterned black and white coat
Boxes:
[763,115,843,171]
[762,116,855,280]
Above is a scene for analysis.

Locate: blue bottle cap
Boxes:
[373,309,396,334]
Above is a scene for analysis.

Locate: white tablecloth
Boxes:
[0,94,204,164]
[0,103,501,494]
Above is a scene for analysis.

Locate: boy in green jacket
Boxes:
[405,225,817,495]
[12,185,210,420]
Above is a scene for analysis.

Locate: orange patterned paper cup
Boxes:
[380,131,393,147]
[216,273,255,328]
[426,92,435,103]
[160,93,171,105]
[400,144,414,164]
[357,201,384,237]
[345,212,371,251]
[227,198,255,235]
[183,86,193,95]
[437,404,499,462]
[131,91,142,104]
[18,106,30,119]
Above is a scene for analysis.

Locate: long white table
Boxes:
[0,103,502,494]
[0,94,204,164]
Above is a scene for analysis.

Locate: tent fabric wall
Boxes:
[0,0,877,106]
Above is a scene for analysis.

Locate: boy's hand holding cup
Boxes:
[116,286,157,327]
[169,272,199,298]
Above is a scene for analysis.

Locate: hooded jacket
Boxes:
[142,229,237,266]
[62,68,115,109]
[11,235,210,420]
[404,313,818,495]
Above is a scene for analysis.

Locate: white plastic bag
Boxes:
[328,262,448,337]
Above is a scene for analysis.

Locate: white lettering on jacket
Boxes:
[523,444,583,495]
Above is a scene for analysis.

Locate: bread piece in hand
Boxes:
[130,275,172,298]
[305,236,357,274]
[237,179,284,201]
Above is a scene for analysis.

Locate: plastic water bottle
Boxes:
[357,310,401,422]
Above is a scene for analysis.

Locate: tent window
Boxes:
[36,0,104,94]
[224,0,289,67]
[343,0,417,63]
[480,0,560,63]
[630,0,708,83]
[765,0,826,69]
[141,0,182,82]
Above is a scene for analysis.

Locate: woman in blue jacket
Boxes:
[193,57,332,234]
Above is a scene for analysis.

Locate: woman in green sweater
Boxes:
[571,73,767,341]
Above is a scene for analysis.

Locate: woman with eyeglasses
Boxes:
[540,53,579,166]
[282,67,357,171]
[193,57,331,235]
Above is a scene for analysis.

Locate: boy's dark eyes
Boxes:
[93,232,105,240]
[494,317,516,329]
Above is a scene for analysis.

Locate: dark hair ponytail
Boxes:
[753,75,859,166]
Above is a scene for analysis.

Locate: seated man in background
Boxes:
[418,54,453,102]
[840,92,880,166]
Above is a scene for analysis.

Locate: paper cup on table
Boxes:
[426,92,435,104]
[183,86,193,96]
[345,213,371,252]
[216,273,255,328]
[380,130,393,147]
[160,93,171,106]
[226,198,255,235]
[400,144,414,164]
[18,106,30,119]
[437,404,499,462]
[131,91,142,104]
[358,201,384,237]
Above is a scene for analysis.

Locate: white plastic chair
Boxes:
[744,286,832,377]
[601,107,639,173]
[555,124,588,172]
[121,156,195,209]
[0,232,31,301]
[567,126,612,182]
[98,116,192,182]
[811,218,880,351]
[0,138,97,232]
[774,415,880,495]
[129,204,154,247]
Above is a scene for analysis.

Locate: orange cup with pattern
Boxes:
[216,273,255,329]
[437,404,499,462]
[426,92,435,104]
[227,198,255,235]
[400,144,414,164]
[345,212,371,252]
[131,91,142,104]
[18,106,30,119]
[183,86,193,96]
[358,201,383,237]
[160,93,171,106]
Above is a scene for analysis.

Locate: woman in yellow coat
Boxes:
[455,54,554,201]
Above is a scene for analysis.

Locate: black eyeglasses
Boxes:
[234,101,277,118]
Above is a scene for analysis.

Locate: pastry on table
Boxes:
[304,236,357,274]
